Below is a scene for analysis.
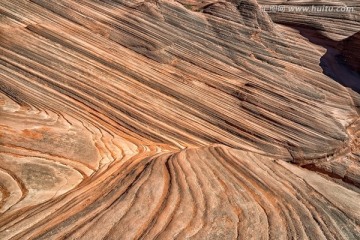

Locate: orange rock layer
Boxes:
[0,0,359,239]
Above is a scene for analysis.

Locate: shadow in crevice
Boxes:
[288,25,360,93]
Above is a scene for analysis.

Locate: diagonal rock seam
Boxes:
[0,0,360,239]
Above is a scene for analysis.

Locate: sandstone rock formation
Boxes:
[0,0,359,239]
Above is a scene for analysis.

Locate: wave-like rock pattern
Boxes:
[1,140,360,239]
[0,0,360,239]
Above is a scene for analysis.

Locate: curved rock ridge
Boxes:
[0,0,360,239]
[1,144,360,239]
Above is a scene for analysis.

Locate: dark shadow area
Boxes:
[286,25,360,93]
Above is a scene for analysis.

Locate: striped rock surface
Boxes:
[0,0,360,239]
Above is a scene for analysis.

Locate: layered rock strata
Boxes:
[0,0,359,239]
